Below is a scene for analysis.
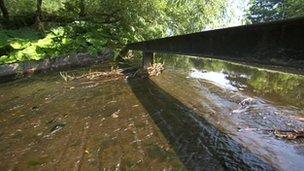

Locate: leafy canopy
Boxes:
[0,0,229,64]
[247,0,304,23]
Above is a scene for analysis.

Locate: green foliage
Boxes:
[0,23,111,64]
[284,0,304,18]
[2,0,228,41]
[0,0,229,64]
[0,28,43,47]
[247,0,304,23]
[247,0,284,23]
[166,0,228,34]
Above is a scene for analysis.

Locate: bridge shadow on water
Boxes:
[127,77,274,171]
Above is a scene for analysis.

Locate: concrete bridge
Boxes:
[121,17,304,70]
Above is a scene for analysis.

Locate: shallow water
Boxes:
[0,55,304,170]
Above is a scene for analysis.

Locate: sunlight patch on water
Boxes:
[189,69,237,91]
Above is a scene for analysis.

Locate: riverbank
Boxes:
[0,49,114,81]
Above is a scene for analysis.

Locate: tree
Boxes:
[1,0,229,41]
[0,0,9,21]
[165,0,228,35]
[35,0,43,30]
[247,0,304,23]
[78,0,85,17]
[284,0,304,18]
[0,0,231,64]
[247,0,284,23]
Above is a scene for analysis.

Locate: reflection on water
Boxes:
[189,70,238,91]
[157,54,304,108]
[156,54,304,170]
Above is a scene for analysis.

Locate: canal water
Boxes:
[0,54,303,170]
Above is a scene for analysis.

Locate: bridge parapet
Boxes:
[123,17,304,70]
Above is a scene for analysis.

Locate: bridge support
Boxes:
[116,47,130,61]
[142,52,154,69]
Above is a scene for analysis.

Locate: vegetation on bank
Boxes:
[0,23,112,64]
[0,0,303,65]
[0,0,228,65]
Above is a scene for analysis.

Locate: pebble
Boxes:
[111,110,120,118]
[112,113,119,118]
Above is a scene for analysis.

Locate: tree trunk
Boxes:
[35,0,43,30]
[78,0,85,17]
[0,0,9,21]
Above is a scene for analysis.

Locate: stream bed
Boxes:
[0,55,304,170]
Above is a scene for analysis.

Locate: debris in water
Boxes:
[60,72,75,82]
[85,83,99,88]
[232,108,246,114]
[31,106,39,111]
[274,130,304,140]
[238,127,304,140]
[79,69,124,80]
[107,100,117,104]
[133,63,165,78]
[239,97,256,107]
[111,110,120,118]
[31,121,40,128]
[50,123,65,134]
[145,132,153,138]
[60,69,124,82]
[9,105,24,111]
[232,97,258,114]
[147,63,165,76]
[114,128,121,132]
[237,127,259,132]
